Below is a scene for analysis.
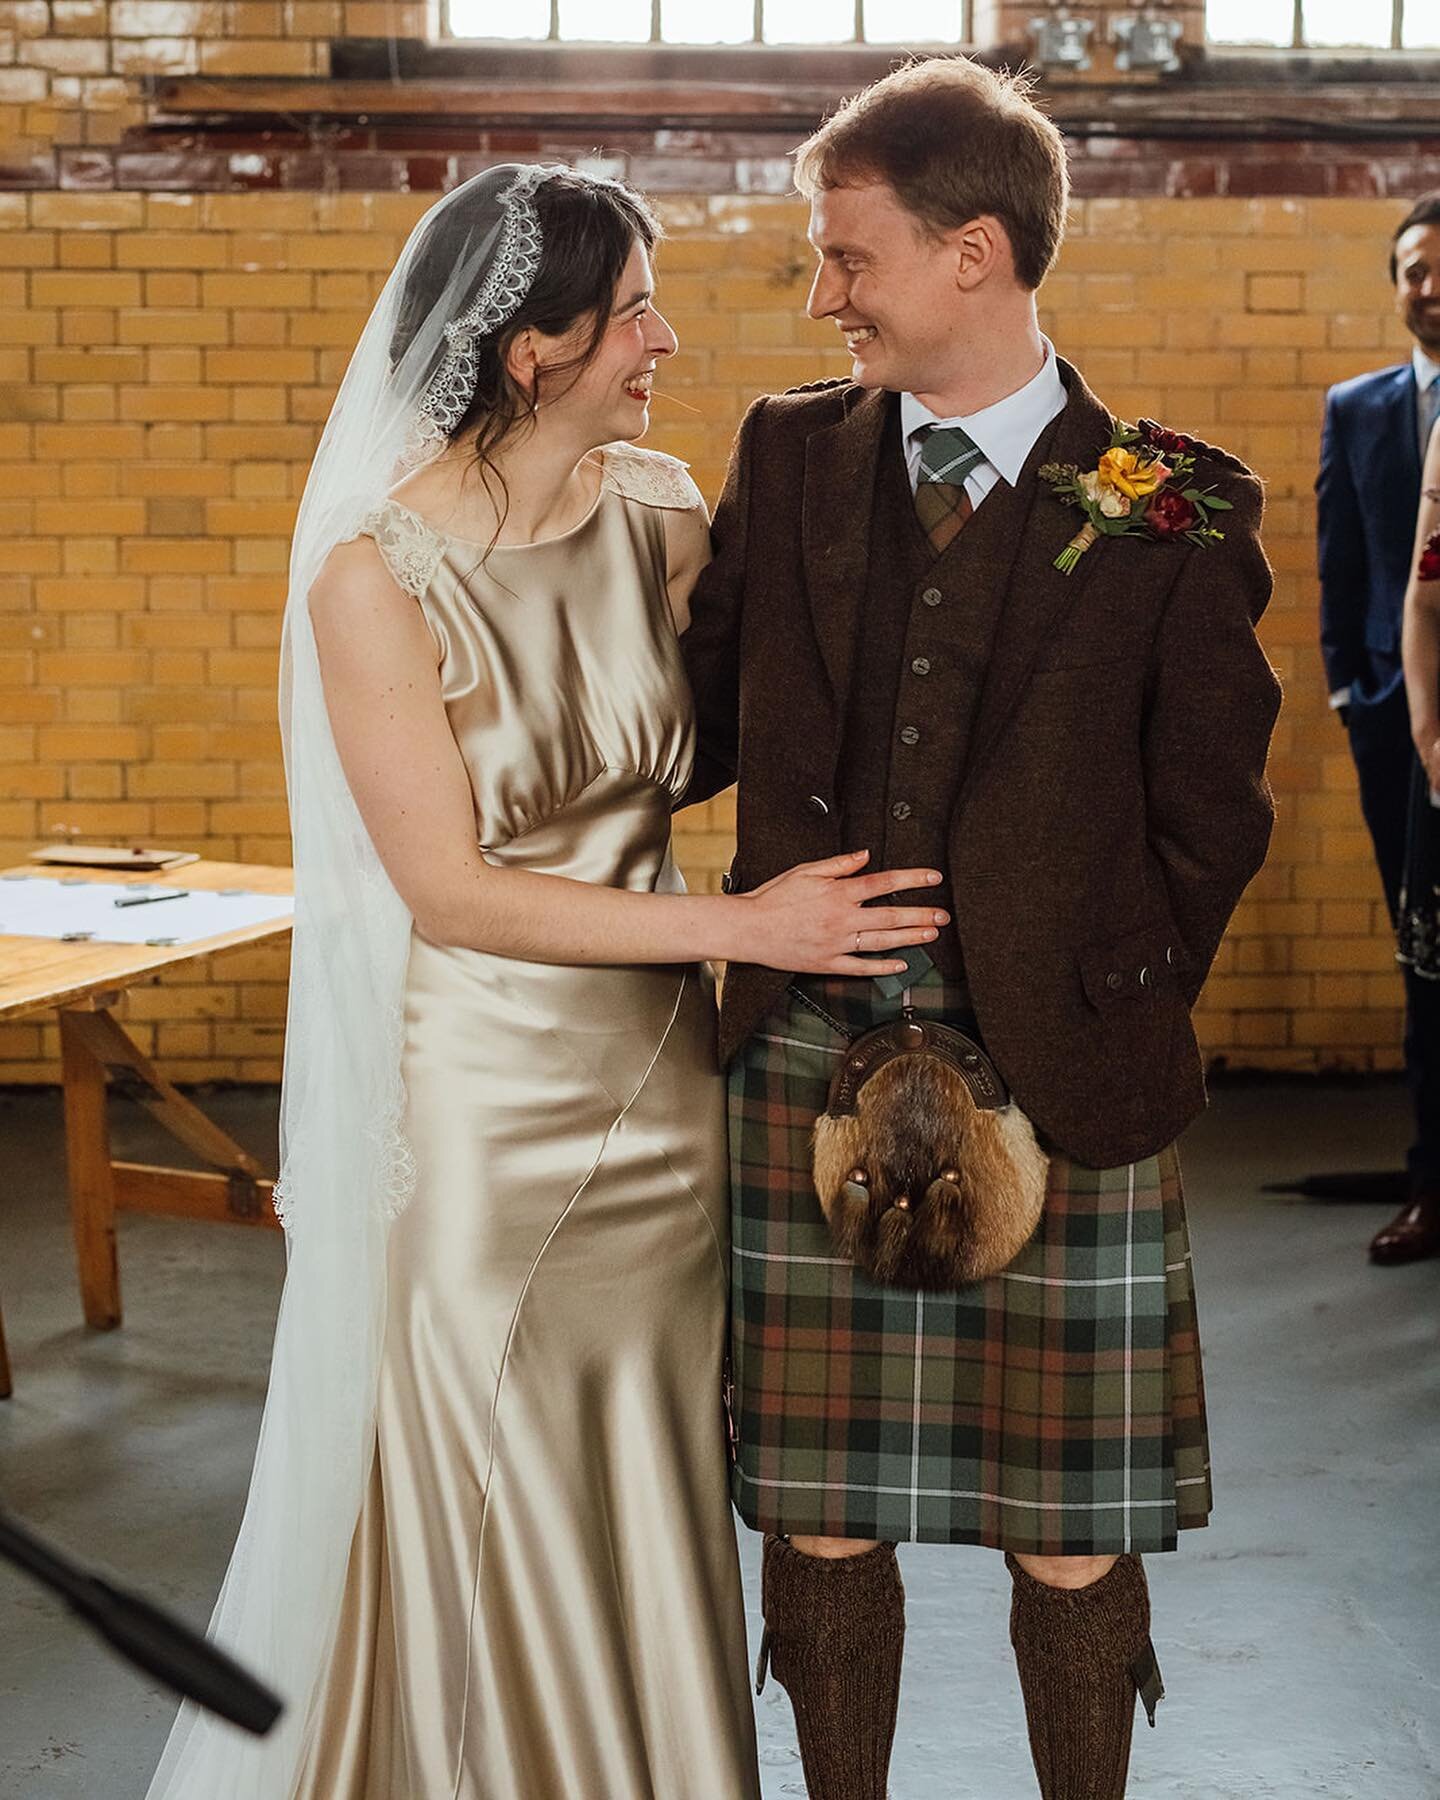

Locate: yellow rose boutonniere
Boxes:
[1040,421,1231,574]
[1097,446,1169,501]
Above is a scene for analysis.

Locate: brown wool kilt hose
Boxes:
[728,969,1212,1556]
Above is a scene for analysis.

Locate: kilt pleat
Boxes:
[728,972,1212,1557]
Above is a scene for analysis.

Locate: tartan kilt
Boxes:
[727,970,1212,1557]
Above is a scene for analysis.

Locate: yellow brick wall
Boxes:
[0,187,1416,1079]
[0,2,432,166]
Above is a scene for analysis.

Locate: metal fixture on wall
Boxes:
[1110,6,1183,69]
[1027,6,1096,68]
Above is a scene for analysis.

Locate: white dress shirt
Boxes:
[899,338,1067,507]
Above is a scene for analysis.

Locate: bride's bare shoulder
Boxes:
[310,535,408,630]
[316,493,450,607]
[388,457,464,521]
[314,530,388,586]
[308,531,442,682]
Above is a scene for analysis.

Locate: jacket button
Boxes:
[807,794,830,816]
[921,586,943,607]
[1138,965,1152,987]
[890,800,912,821]
[898,725,920,746]
[1105,971,1123,992]
[1165,945,1176,966]
[910,656,931,676]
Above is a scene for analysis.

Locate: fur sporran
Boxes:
[812,1015,1049,1291]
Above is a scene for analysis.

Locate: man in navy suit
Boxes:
[1317,190,1440,1262]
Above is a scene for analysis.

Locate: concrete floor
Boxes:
[0,1080,1436,1800]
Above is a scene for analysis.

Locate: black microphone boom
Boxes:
[0,1505,282,1736]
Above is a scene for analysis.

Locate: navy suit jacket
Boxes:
[1316,362,1422,707]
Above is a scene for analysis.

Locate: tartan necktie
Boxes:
[914,422,983,554]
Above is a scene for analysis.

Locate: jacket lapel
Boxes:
[963,359,1114,789]
[1384,362,1421,492]
[801,385,891,706]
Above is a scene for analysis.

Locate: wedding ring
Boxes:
[855,930,862,951]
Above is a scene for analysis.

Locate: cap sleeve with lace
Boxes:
[601,443,705,513]
[351,498,447,600]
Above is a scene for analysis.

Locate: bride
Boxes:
[144,162,948,1799]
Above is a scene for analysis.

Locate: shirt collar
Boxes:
[900,339,1066,486]
[1413,345,1440,390]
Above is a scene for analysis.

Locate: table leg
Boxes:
[59,1008,122,1331]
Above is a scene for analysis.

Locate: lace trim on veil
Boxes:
[403,165,550,468]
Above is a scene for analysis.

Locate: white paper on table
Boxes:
[0,875,294,946]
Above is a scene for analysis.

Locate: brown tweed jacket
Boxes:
[680,359,1282,1167]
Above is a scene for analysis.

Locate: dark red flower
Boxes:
[1419,528,1440,583]
[1139,419,1192,458]
[1147,487,1199,538]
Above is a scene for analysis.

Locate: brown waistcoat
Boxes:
[840,403,1066,984]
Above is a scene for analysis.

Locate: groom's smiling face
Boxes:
[806,180,968,395]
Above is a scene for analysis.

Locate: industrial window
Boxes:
[1207,0,1440,49]
[446,0,968,46]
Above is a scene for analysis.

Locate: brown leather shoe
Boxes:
[1369,1188,1440,1265]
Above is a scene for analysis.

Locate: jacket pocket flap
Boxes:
[1079,924,1183,1010]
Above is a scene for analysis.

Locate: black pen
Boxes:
[113,890,185,910]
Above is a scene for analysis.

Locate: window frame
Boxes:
[442,0,974,45]
[1207,0,1419,51]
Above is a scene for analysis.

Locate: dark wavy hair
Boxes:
[1390,190,1440,283]
[392,168,661,547]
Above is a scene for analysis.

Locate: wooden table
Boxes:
[0,860,294,1396]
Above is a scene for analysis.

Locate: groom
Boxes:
[682,58,1281,1800]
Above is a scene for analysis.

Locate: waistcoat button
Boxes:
[921,586,942,607]
[1105,971,1123,992]
[806,794,830,816]
[898,725,920,746]
[910,656,931,676]
[890,801,912,821]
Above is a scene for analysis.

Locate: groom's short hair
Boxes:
[793,57,1069,292]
